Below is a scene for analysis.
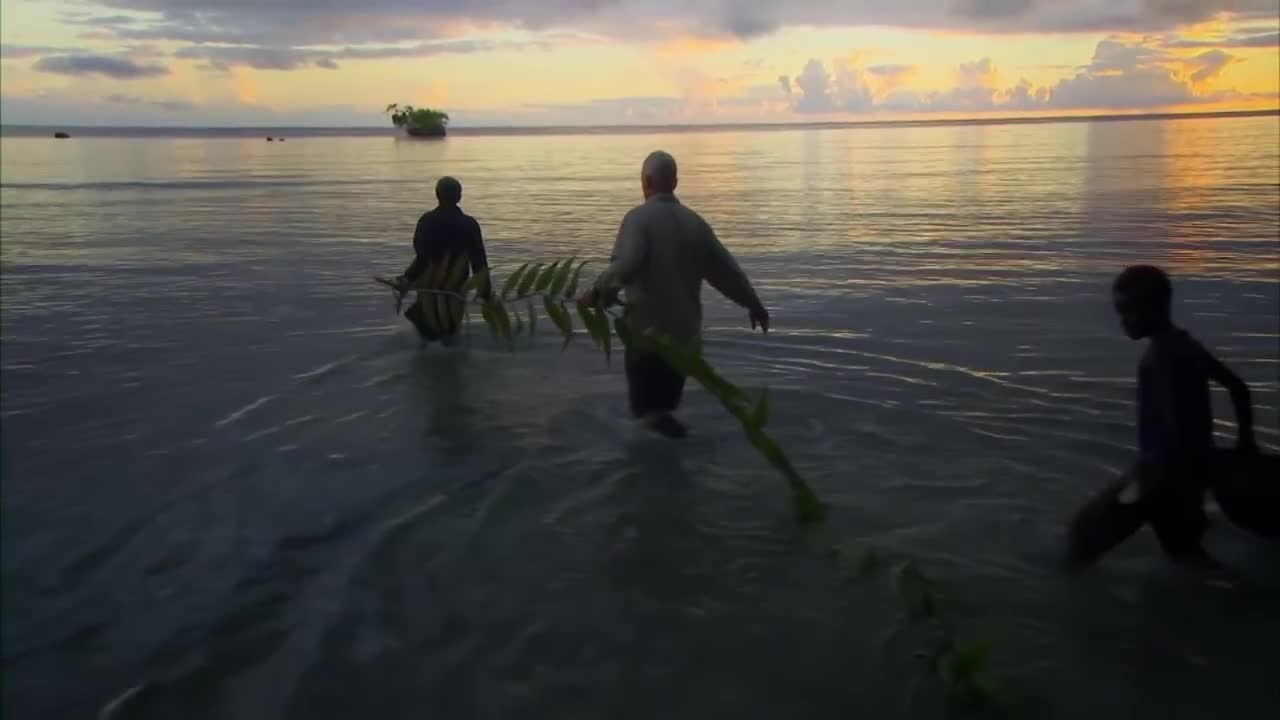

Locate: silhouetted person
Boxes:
[397,176,490,341]
[1068,265,1261,567]
[579,150,769,438]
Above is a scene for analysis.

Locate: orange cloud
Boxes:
[232,69,260,104]
[413,79,450,107]
[652,28,738,57]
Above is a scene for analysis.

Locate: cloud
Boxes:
[174,38,548,72]
[520,96,688,124]
[1,44,85,60]
[103,93,194,111]
[784,58,928,114]
[32,54,169,79]
[70,0,1280,51]
[777,36,1254,116]
[1164,31,1280,49]
[1183,49,1240,83]
[0,90,375,126]
[868,64,918,79]
[63,14,139,26]
[789,59,835,113]
[952,0,1036,20]
[1046,38,1241,109]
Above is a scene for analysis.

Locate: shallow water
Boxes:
[3,116,1279,719]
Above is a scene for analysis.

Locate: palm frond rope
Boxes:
[374,256,1018,717]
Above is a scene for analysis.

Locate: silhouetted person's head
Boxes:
[1113,265,1173,340]
[436,176,462,207]
[641,151,677,199]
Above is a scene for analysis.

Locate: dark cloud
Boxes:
[64,14,139,25]
[2,44,79,59]
[174,46,310,71]
[174,38,541,71]
[1165,31,1279,49]
[952,0,1036,20]
[1183,48,1240,83]
[33,54,169,79]
[72,0,1280,51]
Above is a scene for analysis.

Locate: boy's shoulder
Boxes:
[1143,327,1213,372]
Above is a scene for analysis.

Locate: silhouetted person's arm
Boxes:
[1206,352,1256,452]
[468,217,491,299]
[402,213,432,283]
[700,220,769,332]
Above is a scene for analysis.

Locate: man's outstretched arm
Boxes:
[702,222,769,332]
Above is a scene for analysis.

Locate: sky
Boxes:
[0,0,1277,127]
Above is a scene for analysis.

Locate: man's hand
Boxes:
[749,304,770,334]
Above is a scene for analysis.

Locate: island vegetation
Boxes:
[385,104,449,138]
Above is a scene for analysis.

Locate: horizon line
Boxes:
[2,108,1276,136]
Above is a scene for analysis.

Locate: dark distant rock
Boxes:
[267,137,274,142]
[54,131,71,139]
[405,126,446,139]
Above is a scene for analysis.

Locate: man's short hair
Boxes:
[1114,264,1173,311]
[436,176,462,206]
[642,151,677,192]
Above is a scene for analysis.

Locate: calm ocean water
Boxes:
[2,116,1279,719]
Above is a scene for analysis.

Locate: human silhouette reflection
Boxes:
[408,350,476,461]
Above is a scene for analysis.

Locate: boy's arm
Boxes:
[1205,351,1257,452]
[468,218,491,299]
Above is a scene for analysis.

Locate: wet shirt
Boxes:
[593,194,761,344]
[403,205,489,293]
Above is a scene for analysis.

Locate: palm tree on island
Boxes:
[385,104,449,138]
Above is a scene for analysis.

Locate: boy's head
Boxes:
[435,176,462,207]
[1112,264,1172,339]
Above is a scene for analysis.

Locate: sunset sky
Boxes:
[1,0,1277,126]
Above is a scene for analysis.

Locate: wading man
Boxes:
[580,151,770,438]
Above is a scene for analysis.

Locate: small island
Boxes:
[385,104,449,138]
